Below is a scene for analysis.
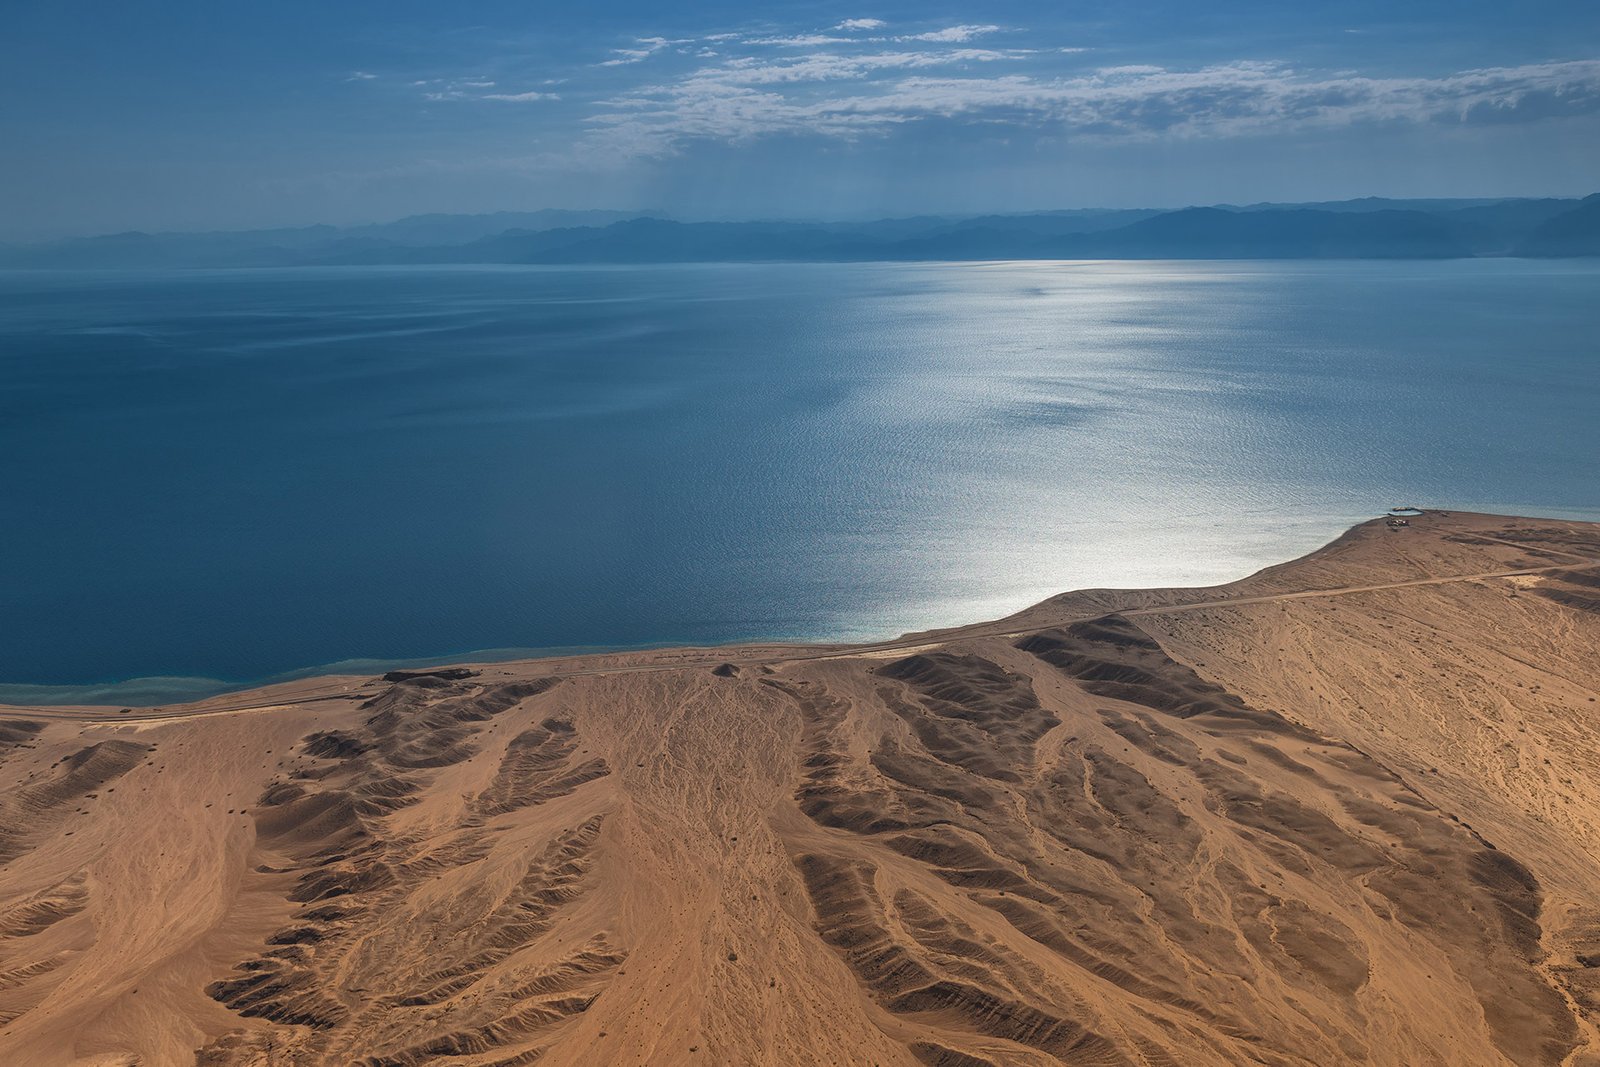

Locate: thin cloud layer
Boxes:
[585,42,1600,157]
[373,18,1600,168]
[898,25,1001,43]
[483,90,558,102]
[600,37,689,67]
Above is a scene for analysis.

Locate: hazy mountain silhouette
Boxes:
[3,196,1594,268]
[1041,207,1472,259]
[1435,199,1581,253]
[1514,194,1600,256]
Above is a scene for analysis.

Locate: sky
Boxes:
[4,1,1600,239]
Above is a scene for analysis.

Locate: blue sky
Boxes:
[4,1,1599,238]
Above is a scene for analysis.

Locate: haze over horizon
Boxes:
[5,0,1600,241]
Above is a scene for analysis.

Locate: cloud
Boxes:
[898,25,1001,43]
[584,54,1600,157]
[346,71,378,81]
[598,36,687,66]
[386,20,1600,166]
[482,90,559,102]
[741,24,1001,47]
[601,50,655,67]
[745,34,852,47]
[711,49,1017,86]
[416,78,558,103]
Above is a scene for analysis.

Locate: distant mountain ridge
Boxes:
[3,196,1596,268]
[1514,194,1600,256]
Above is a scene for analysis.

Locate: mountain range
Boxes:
[5,195,1599,268]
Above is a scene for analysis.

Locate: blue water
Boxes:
[3,260,1598,703]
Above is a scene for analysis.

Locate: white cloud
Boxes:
[584,55,1600,158]
[745,34,852,47]
[601,49,655,67]
[346,71,378,81]
[712,49,1016,86]
[482,90,559,102]
[598,36,688,66]
[898,25,1000,43]
[397,20,1600,164]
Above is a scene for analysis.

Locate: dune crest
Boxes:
[2,510,1599,1066]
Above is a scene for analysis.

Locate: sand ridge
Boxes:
[1,509,1599,1065]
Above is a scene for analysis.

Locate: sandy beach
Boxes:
[2,508,1598,1065]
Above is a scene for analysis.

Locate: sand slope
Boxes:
[1,510,1598,1066]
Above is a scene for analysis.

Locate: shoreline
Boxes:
[2,507,1388,709]
[8,506,1596,719]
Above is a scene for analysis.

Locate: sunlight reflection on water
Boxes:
[2,259,1597,699]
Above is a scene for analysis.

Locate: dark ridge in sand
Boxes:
[1,510,1599,1065]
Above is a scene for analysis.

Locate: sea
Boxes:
[3,259,1598,703]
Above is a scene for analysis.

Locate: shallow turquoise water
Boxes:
[3,259,1597,702]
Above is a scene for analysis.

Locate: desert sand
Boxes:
[1,509,1598,1066]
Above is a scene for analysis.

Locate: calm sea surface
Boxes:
[4,260,1598,702]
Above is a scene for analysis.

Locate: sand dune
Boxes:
[2,510,1599,1065]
